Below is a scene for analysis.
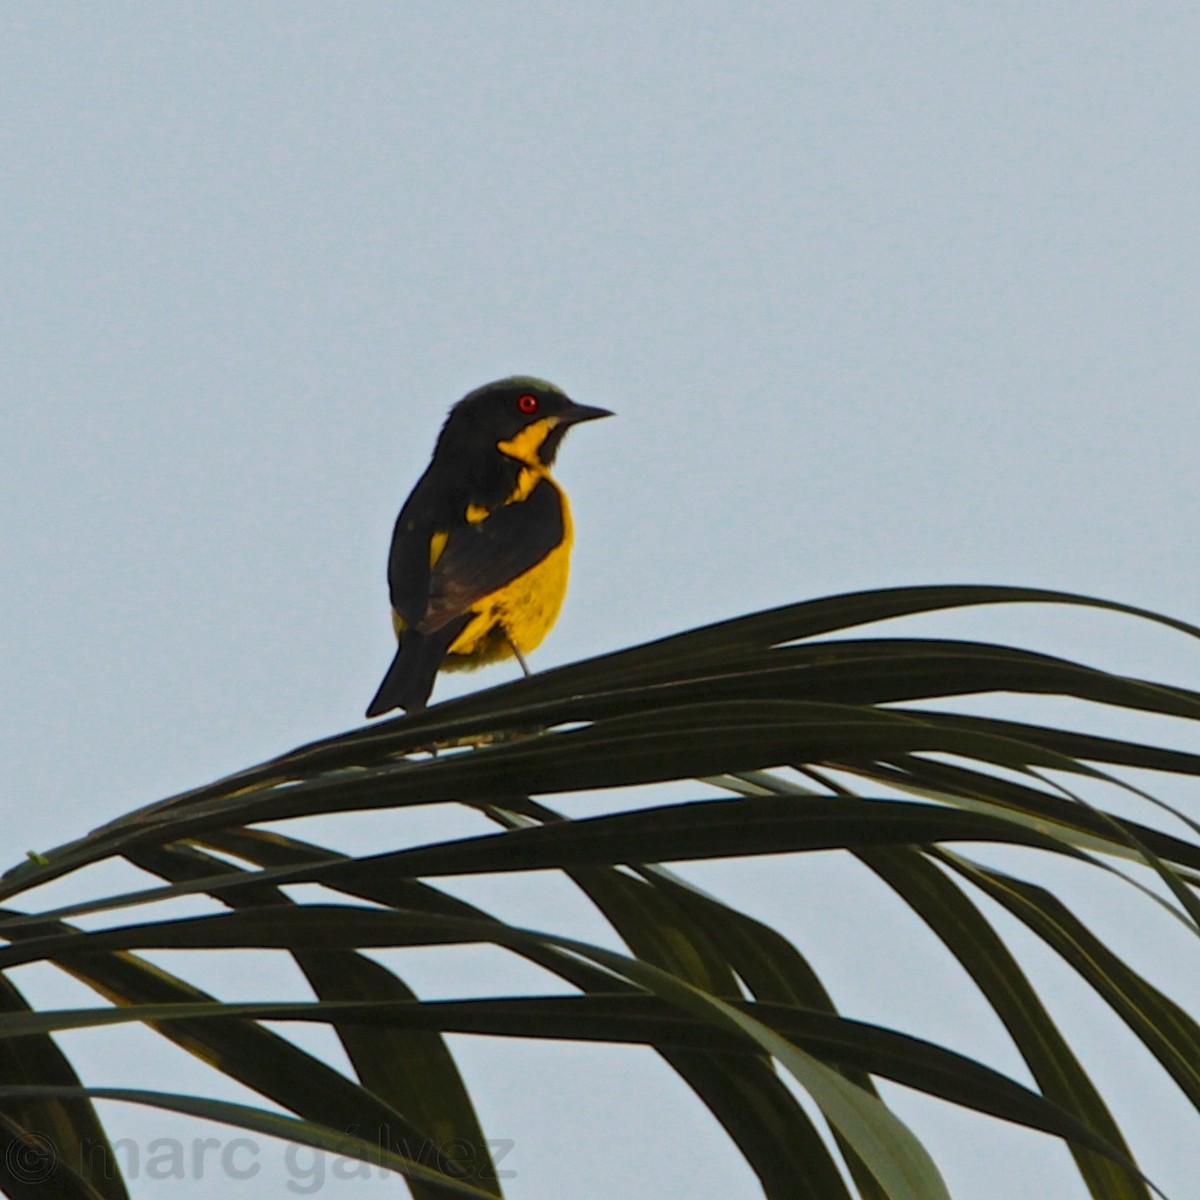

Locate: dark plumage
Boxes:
[366,376,612,716]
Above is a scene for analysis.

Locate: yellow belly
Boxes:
[443,532,572,670]
[390,482,575,672]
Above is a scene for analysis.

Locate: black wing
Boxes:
[419,478,565,633]
[385,460,459,628]
[373,476,565,716]
[387,517,437,630]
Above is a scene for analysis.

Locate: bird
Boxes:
[365,376,613,716]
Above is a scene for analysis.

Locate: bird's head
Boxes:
[442,376,613,467]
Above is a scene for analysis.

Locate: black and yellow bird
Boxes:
[366,376,613,716]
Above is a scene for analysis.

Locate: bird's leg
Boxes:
[507,636,532,677]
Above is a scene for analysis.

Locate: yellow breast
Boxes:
[444,479,574,669]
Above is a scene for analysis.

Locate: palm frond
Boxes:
[4,585,1199,1199]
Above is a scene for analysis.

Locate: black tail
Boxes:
[365,618,470,717]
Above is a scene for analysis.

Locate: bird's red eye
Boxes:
[517,393,539,414]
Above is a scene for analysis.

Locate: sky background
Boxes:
[4,3,1200,1197]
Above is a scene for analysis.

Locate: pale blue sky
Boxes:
[4,4,1200,1198]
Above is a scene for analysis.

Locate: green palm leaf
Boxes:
[3,585,1198,1199]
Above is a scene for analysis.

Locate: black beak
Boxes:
[561,400,615,425]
